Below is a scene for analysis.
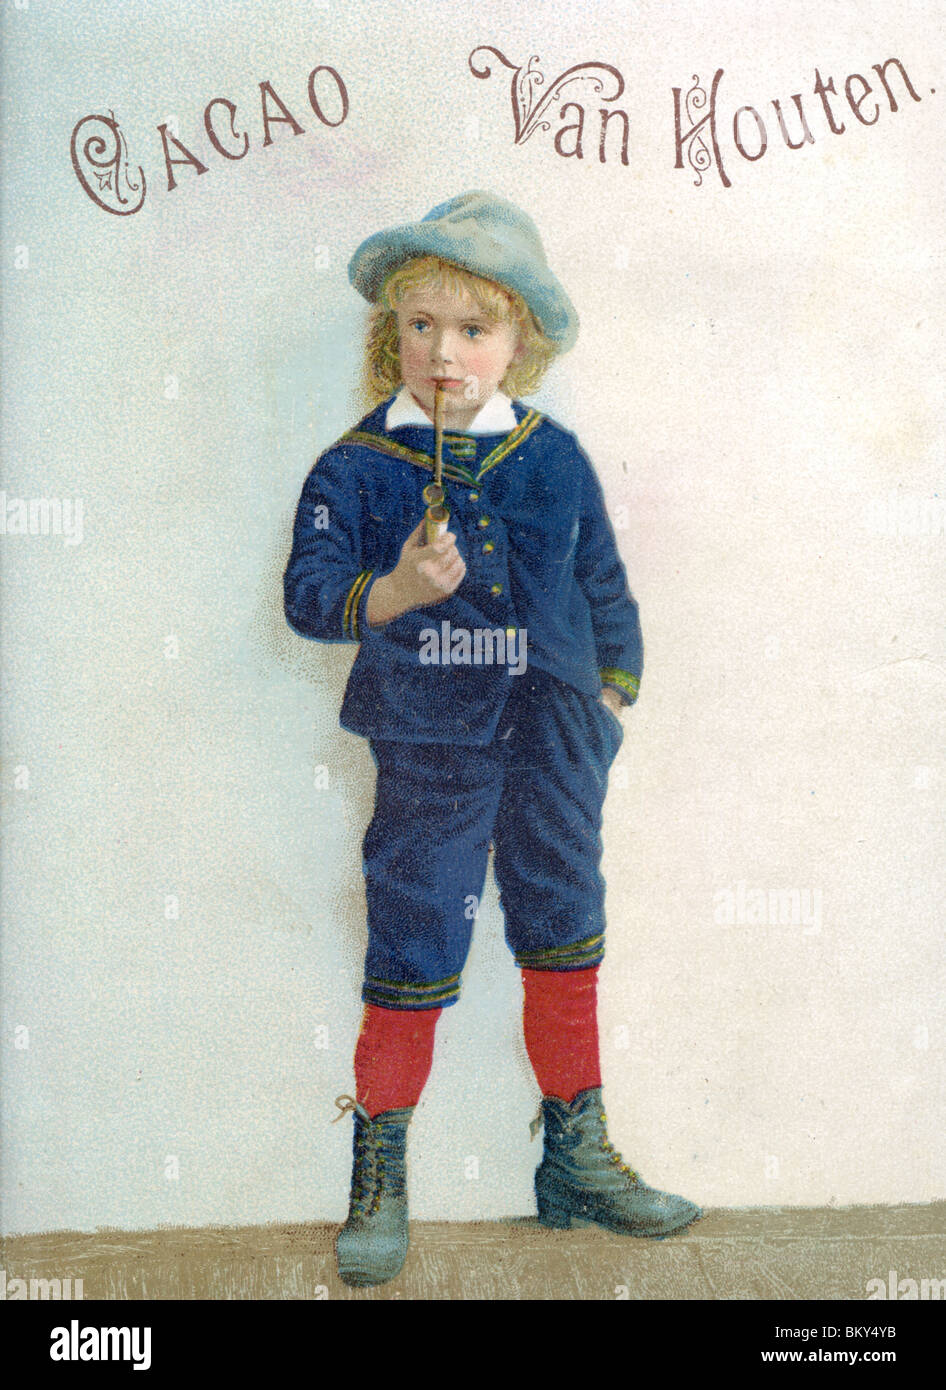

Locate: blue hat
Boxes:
[347,191,579,351]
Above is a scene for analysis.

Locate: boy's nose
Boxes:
[430,331,457,365]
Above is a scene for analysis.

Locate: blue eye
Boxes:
[464,325,483,339]
[410,320,429,333]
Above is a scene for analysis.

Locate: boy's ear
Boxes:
[512,335,525,363]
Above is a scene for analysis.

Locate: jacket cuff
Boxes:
[599,667,640,706]
[342,569,376,641]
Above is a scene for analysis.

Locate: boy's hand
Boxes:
[600,686,624,717]
[394,518,467,607]
[366,518,466,627]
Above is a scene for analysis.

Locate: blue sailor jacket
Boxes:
[283,395,643,745]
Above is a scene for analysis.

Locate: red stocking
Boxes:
[353,1003,441,1117]
[521,966,602,1102]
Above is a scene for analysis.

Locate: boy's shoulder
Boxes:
[522,405,595,476]
[528,406,583,451]
[303,399,398,484]
[347,397,396,439]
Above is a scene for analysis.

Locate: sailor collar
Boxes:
[343,391,544,488]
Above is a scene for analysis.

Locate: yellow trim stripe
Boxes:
[342,431,477,485]
[475,408,542,479]
[339,410,545,486]
[599,668,640,701]
[352,570,373,641]
[516,932,604,963]
[343,569,373,639]
[518,957,606,973]
[515,951,605,970]
[365,971,460,992]
[364,987,460,1008]
[364,977,462,1006]
[343,431,434,470]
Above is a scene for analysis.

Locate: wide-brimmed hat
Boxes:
[347,191,579,351]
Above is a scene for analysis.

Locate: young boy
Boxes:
[284,191,702,1287]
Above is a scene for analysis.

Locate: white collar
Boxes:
[385,385,517,435]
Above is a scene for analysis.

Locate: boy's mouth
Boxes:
[429,377,463,389]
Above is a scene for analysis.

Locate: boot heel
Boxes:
[535,1173,575,1229]
[537,1196,574,1229]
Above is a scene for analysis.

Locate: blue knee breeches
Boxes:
[360,669,625,1010]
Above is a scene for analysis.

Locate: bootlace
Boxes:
[598,1108,639,1184]
[332,1095,360,1124]
[334,1094,386,1215]
[532,1098,641,1184]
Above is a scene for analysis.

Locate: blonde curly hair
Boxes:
[360,255,559,408]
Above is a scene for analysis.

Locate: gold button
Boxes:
[469,491,479,501]
[505,627,517,639]
[478,516,490,528]
[482,540,495,553]
[491,583,503,595]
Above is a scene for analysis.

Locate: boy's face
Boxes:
[395,284,523,430]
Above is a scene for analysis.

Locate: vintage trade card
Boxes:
[1,0,944,1338]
